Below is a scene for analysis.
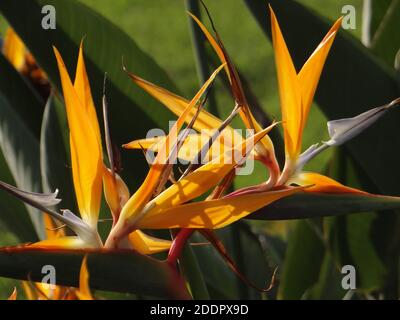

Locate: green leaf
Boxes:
[0,92,44,240]
[190,223,276,300]
[0,150,38,243]
[190,232,239,299]
[221,222,275,299]
[0,53,45,241]
[249,192,400,220]
[40,95,77,212]
[0,0,180,189]
[245,0,400,196]
[179,242,210,300]
[304,251,346,299]
[278,220,325,299]
[325,213,388,292]
[0,54,44,136]
[0,247,188,299]
[324,149,394,294]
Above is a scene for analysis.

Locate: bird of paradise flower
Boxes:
[1,5,399,299]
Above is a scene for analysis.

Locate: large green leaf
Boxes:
[304,251,346,299]
[220,222,275,299]
[0,150,37,243]
[40,95,77,212]
[179,241,210,300]
[324,149,397,294]
[278,220,325,299]
[0,247,188,299]
[249,192,400,220]
[0,0,180,189]
[190,232,239,299]
[245,0,400,196]
[325,213,388,293]
[0,92,44,240]
[0,54,44,136]
[189,223,277,299]
[0,54,45,242]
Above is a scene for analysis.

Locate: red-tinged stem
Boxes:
[168,267,192,300]
[167,228,194,267]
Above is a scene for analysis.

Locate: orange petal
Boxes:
[102,165,130,219]
[53,47,103,228]
[124,133,235,163]
[74,41,102,148]
[76,256,94,300]
[292,172,368,194]
[21,282,36,300]
[119,64,225,223]
[150,124,277,211]
[128,230,171,254]
[44,214,66,240]
[2,27,26,70]
[189,12,277,166]
[298,17,342,133]
[188,12,231,81]
[29,236,86,249]
[270,6,302,159]
[125,70,234,137]
[138,186,304,229]
[7,287,17,300]
[124,135,166,150]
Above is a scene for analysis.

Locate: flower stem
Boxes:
[169,229,210,300]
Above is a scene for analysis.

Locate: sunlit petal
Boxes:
[189,11,277,168]
[298,17,342,130]
[102,166,130,219]
[138,186,304,229]
[29,236,86,249]
[74,41,102,148]
[119,64,225,222]
[270,6,302,159]
[150,124,276,211]
[7,287,17,300]
[2,27,26,70]
[125,70,234,136]
[128,230,171,254]
[53,47,103,228]
[124,132,245,163]
[290,172,367,194]
[75,256,94,300]
[44,214,66,240]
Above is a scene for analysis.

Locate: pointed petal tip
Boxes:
[268,3,274,12]
[8,287,17,300]
[187,11,196,18]
[269,4,277,21]
[52,45,60,57]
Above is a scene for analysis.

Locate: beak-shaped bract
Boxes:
[325,97,400,146]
